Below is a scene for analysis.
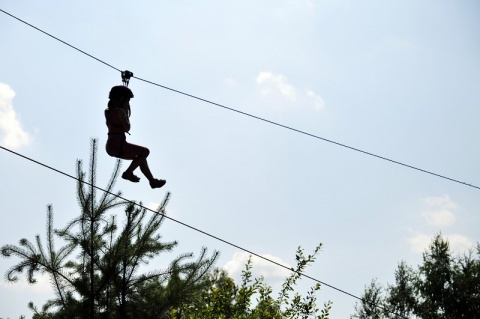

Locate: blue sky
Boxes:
[1,1,479,318]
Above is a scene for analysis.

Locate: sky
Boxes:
[1,0,479,318]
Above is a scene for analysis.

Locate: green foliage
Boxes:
[351,233,480,319]
[1,139,333,319]
[173,244,332,319]
[351,279,384,319]
[1,139,219,319]
[384,261,416,318]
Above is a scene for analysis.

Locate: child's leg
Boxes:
[138,159,155,181]
[121,143,154,182]
[120,142,165,188]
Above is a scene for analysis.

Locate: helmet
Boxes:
[109,86,134,100]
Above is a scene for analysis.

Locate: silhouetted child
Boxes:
[105,86,166,189]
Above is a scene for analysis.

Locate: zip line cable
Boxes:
[134,75,480,192]
[0,144,408,319]
[0,8,424,318]
[0,9,121,72]
[1,8,479,192]
[0,9,472,315]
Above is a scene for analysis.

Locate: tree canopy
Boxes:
[351,234,480,319]
[171,244,332,319]
[1,139,332,319]
[1,140,219,319]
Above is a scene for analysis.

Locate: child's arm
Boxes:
[118,109,131,132]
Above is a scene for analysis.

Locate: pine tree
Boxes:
[384,261,415,318]
[1,139,219,319]
[415,234,453,319]
[351,234,480,319]
[350,279,385,319]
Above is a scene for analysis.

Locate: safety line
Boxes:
[0,144,408,319]
[2,8,478,192]
[134,76,480,191]
[0,9,121,72]
[1,8,478,192]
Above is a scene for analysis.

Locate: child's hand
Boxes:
[118,109,131,131]
[119,109,128,120]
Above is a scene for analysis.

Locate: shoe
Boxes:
[122,172,140,183]
[150,178,166,189]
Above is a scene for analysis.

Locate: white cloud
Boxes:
[256,72,325,111]
[424,194,456,209]
[223,251,291,282]
[407,232,474,254]
[421,195,457,227]
[422,209,456,227]
[407,232,431,254]
[256,72,297,101]
[406,195,474,254]
[447,234,474,252]
[0,83,31,149]
[306,89,326,111]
